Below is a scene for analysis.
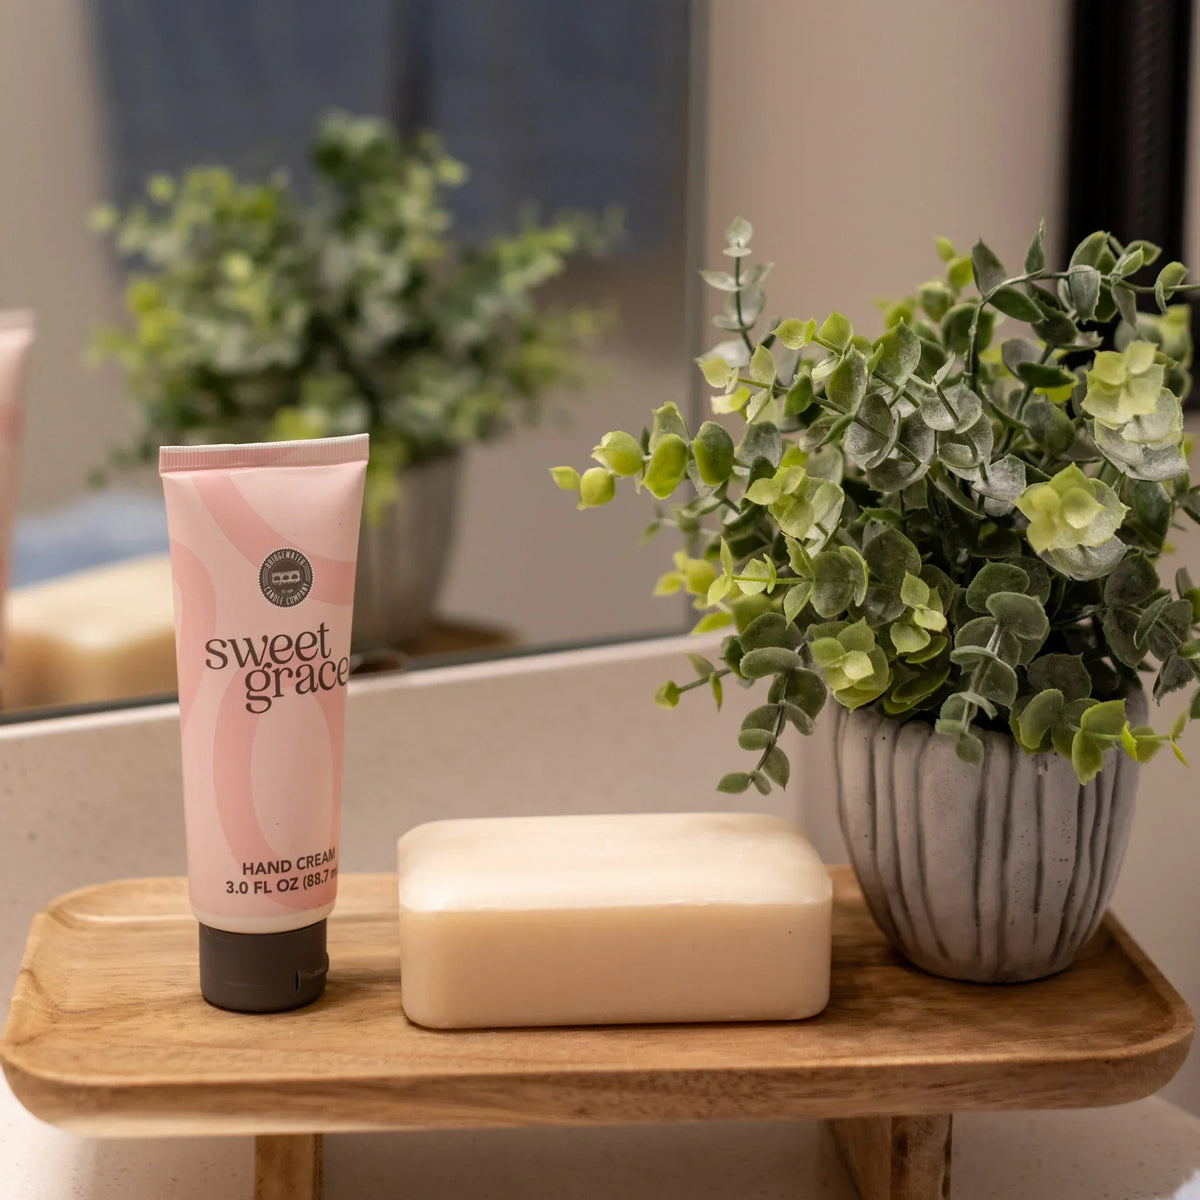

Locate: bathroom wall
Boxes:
[0,0,132,511]
[704,0,1072,325]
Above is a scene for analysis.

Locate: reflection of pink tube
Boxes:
[0,313,33,705]
[160,434,367,1012]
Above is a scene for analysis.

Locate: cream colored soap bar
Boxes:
[4,554,177,708]
[396,812,833,1029]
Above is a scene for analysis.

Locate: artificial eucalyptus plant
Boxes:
[92,110,613,512]
[552,218,1200,794]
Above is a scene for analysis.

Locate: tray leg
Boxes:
[254,1133,322,1200]
[827,1115,951,1200]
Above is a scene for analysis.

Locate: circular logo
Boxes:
[259,548,313,607]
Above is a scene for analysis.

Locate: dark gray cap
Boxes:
[198,920,328,1013]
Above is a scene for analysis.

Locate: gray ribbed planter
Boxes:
[353,455,461,652]
[832,695,1144,983]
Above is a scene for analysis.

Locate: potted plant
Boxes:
[552,217,1200,983]
[92,110,610,649]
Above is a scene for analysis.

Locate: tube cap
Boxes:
[198,920,328,1013]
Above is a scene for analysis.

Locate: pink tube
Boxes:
[0,313,33,705]
[160,434,368,1011]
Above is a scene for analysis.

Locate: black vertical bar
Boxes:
[1066,0,1195,396]
[1066,0,1192,260]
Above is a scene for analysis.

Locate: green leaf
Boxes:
[654,680,680,708]
[947,255,975,292]
[956,732,985,767]
[811,551,859,617]
[1113,247,1146,278]
[844,393,898,466]
[654,571,683,596]
[1105,553,1160,608]
[592,431,644,476]
[687,653,716,678]
[1080,698,1128,738]
[1034,308,1080,347]
[643,434,689,499]
[975,659,1019,706]
[1070,231,1110,269]
[749,343,776,385]
[763,746,791,788]
[710,673,723,710]
[725,216,753,249]
[651,402,691,448]
[1024,219,1046,273]
[840,545,870,606]
[739,647,803,678]
[1125,238,1162,267]
[1071,731,1106,782]
[692,611,733,634]
[1027,654,1092,702]
[966,562,1030,612]
[1018,688,1064,748]
[1134,593,1172,649]
[716,772,753,794]
[698,355,737,389]
[692,421,736,486]
[771,668,827,717]
[990,285,1044,323]
[784,370,816,416]
[784,580,812,623]
[549,466,581,491]
[1068,264,1101,321]
[737,420,783,468]
[935,235,956,262]
[900,571,931,607]
[578,467,616,509]
[971,240,1006,293]
[1155,261,1188,313]
[826,348,869,414]
[774,318,814,349]
[986,591,1050,641]
[740,612,797,651]
[1015,361,1077,389]
[874,322,922,389]
[817,311,853,350]
[863,526,921,584]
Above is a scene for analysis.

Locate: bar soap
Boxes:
[396,812,832,1029]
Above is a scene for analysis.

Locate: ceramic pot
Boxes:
[352,454,461,652]
[831,694,1144,983]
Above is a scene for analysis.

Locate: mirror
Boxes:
[0,1,707,717]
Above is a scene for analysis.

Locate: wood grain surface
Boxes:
[0,869,1191,1137]
[829,1115,952,1200]
[253,1134,320,1200]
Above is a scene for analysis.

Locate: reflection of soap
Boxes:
[396,812,833,1029]
[3,553,176,708]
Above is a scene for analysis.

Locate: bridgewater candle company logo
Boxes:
[259,548,313,607]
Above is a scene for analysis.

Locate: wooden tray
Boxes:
[2,869,1192,1200]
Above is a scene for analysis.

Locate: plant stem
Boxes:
[734,257,754,355]
[752,669,794,782]
[676,669,732,696]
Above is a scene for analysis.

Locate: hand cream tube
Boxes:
[0,313,33,704]
[160,434,368,1012]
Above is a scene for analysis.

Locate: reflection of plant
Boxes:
[553,217,1200,793]
[92,110,613,510]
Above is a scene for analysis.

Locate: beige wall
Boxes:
[704,0,1071,327]
[0,0,130,512]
